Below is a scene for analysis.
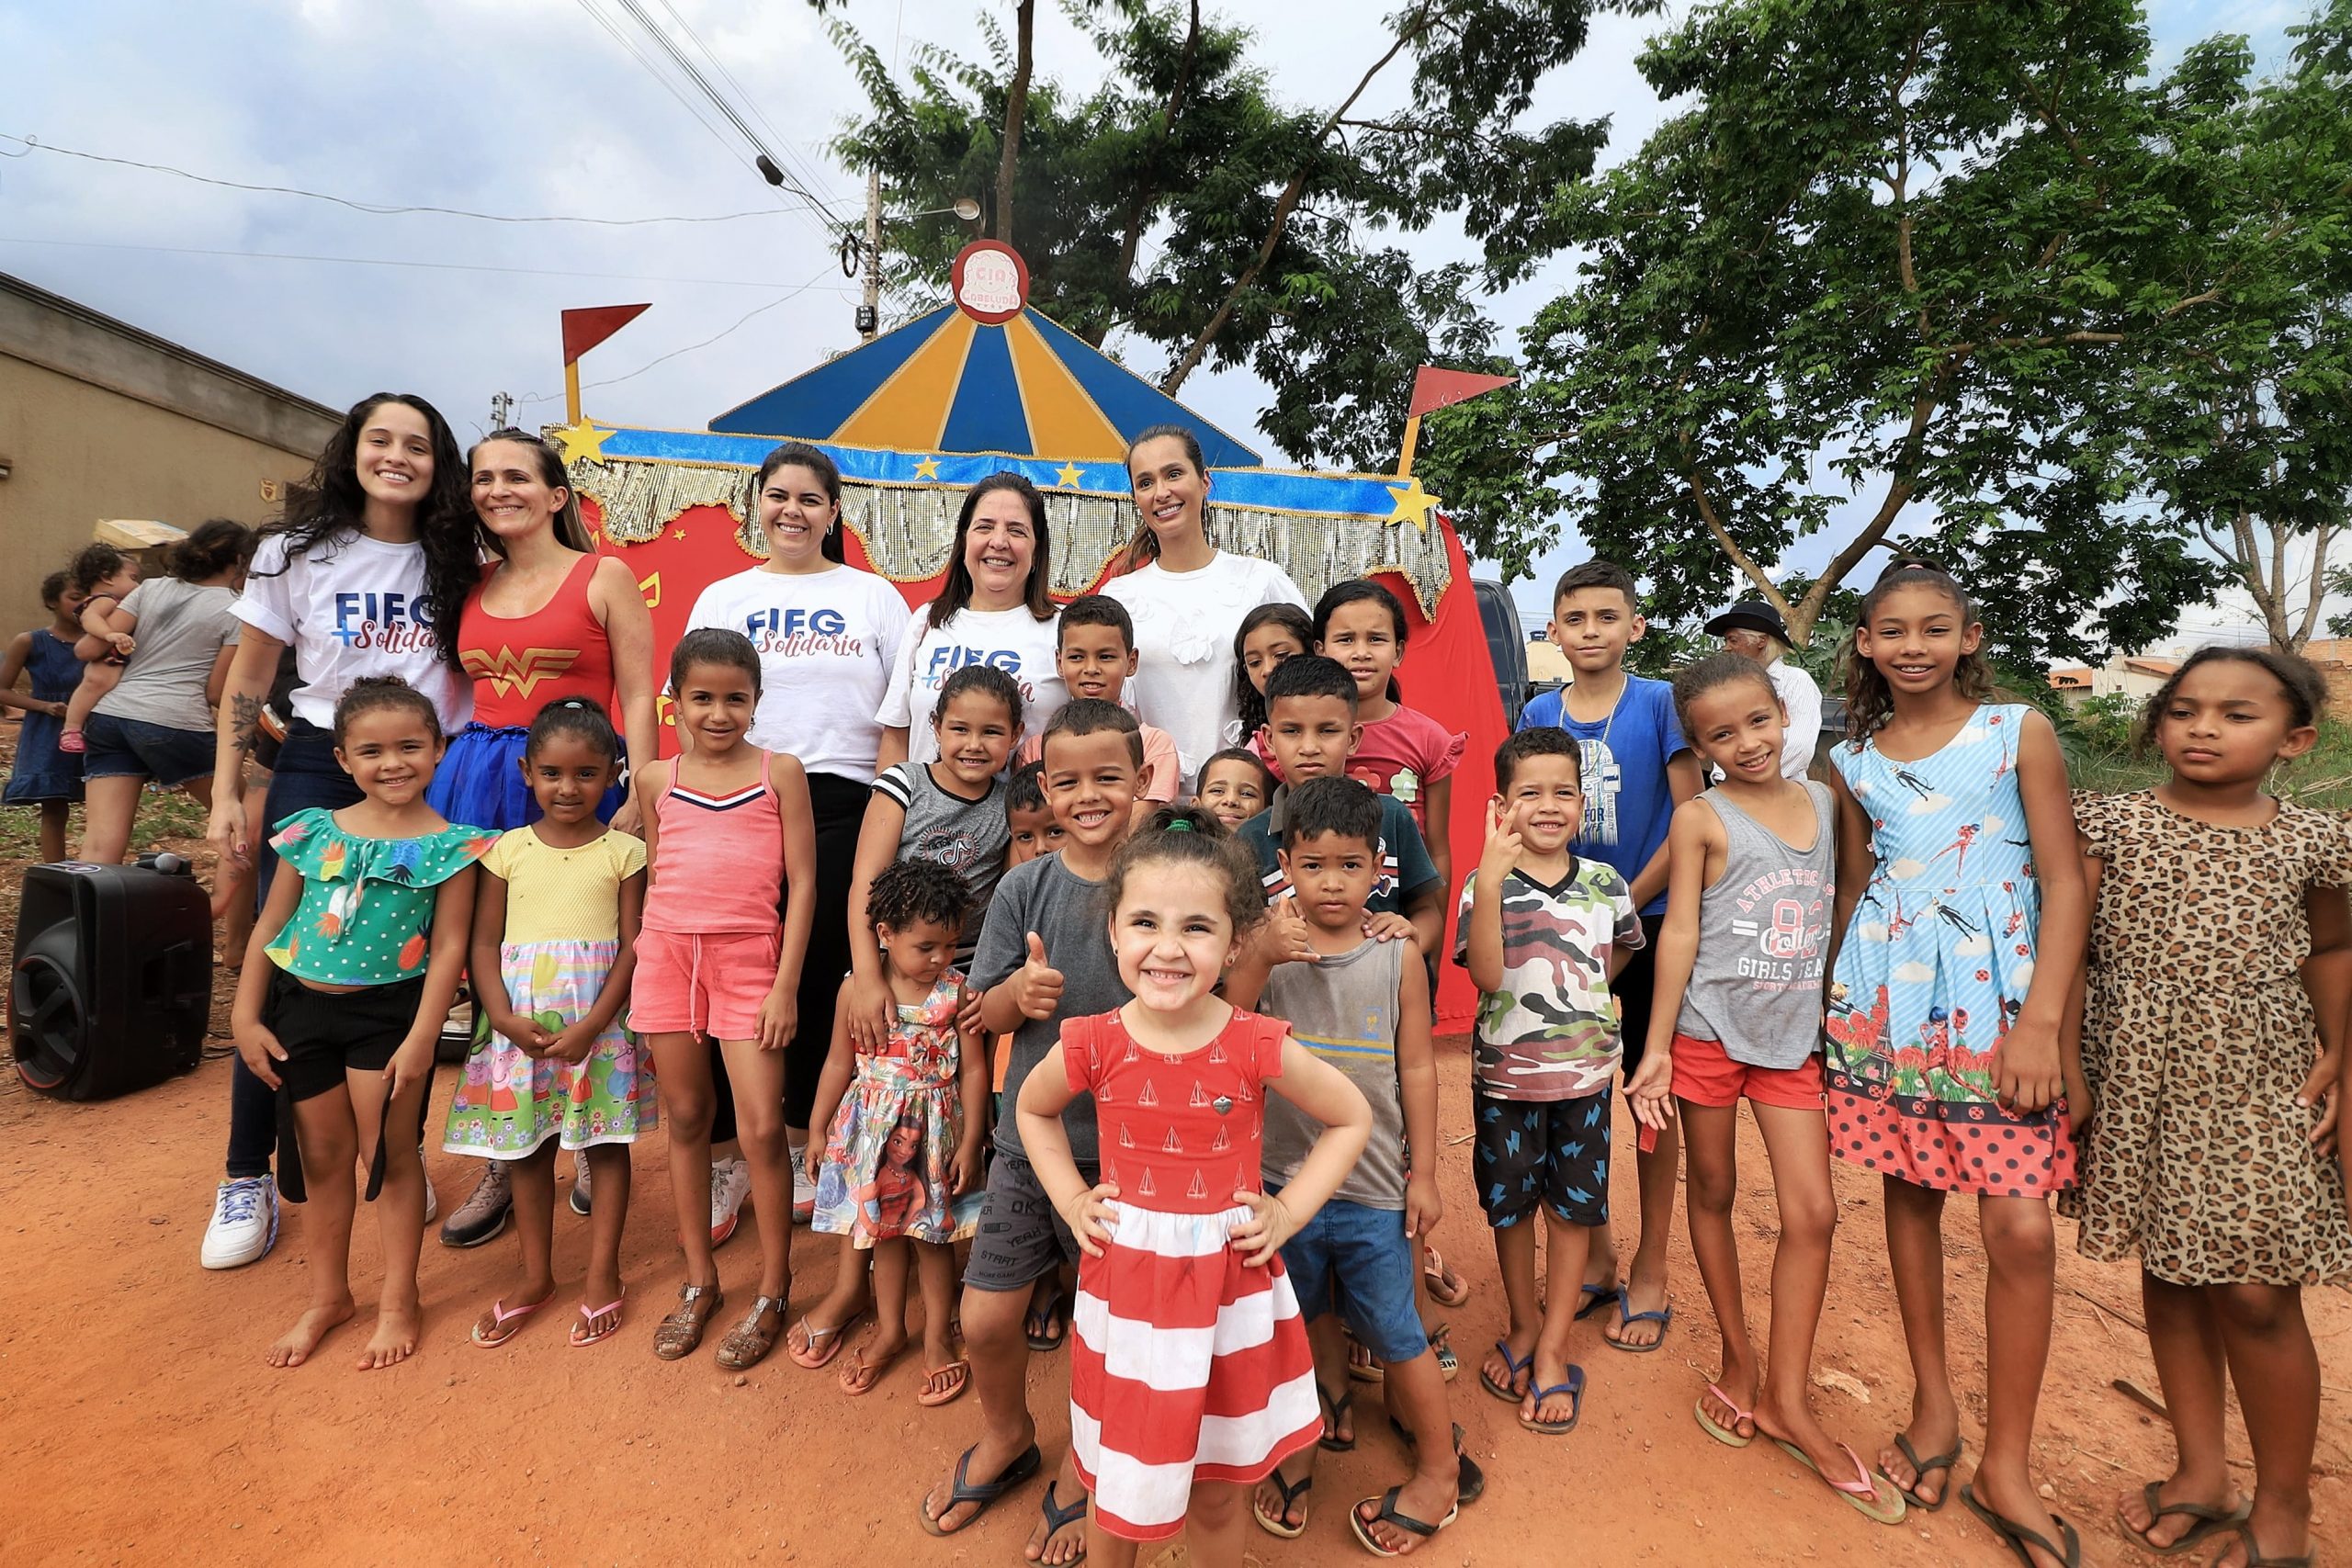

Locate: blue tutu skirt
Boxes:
[426,723,625,832]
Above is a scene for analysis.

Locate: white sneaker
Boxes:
[200,1175,279,1269]
[710,1156,751,1247]
[790,1144,817,1224]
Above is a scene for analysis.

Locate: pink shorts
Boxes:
[1669,1032,1825,1111]
[631,928,780,1040]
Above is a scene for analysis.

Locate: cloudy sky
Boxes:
[0,0,2307,637]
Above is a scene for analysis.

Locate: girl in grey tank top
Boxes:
[1675,783,1835,1067]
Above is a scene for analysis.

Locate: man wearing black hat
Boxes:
[1702,600,1821,778]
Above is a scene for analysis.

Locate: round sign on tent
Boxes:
[950,241,1029,324]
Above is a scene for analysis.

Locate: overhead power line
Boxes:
[0,132,816,226]
[0,233,862,291]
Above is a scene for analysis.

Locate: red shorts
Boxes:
[631,928,780,1040]
[1669,1032,1825,1111]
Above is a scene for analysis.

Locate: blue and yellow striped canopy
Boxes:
[706,304,1262,468]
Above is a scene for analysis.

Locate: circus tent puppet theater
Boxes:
[549,243,1510,1029]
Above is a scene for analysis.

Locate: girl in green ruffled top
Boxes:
[232,676,493,1372]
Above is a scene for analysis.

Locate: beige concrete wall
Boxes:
[0,355,324,634]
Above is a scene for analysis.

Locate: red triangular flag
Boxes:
[1408,367,1516,418]
[562,304,651,366]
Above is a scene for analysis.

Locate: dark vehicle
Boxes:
[1473,580,1532,728]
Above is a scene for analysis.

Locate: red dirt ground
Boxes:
[0,786,2344,1565]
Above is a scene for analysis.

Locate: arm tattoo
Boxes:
[229,693,262,756]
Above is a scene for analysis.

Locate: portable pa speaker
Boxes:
[11,856,212,1100]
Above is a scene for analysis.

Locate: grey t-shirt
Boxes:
[1674,783,1835,1069]
[972,852,1127,1165]
[94,577,240,732]
[871,761,1010,951]
[1260,937,1408,1209]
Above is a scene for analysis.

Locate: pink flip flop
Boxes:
[1694,1382,1757,1447]
[1774,1439,1908,1525]
[469,1293,550,1348]
[569,1291,626,1348]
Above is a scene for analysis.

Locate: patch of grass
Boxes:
[2064,710,2352,811]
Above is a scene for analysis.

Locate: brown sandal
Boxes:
[651,1282,722,1361]
[714,1294,786,1371]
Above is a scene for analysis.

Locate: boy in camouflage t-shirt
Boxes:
[1454,728,1643,1436]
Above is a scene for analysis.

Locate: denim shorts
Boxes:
[82,712,215,787]
[1276,1192,1429,1363]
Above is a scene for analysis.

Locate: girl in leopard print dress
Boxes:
[2066,647,2352,1568]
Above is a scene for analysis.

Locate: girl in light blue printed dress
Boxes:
[1822,561,2089,1568]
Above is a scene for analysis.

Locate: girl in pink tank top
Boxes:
[633,628,818,1373]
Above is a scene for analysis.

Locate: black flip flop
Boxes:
[1317,1380,1357,1452]
[1573,1281,1623,1322]
[1037,1480,1090,1562]
[1348,1486,1460,1558]
[1023,1287,1070,1352]
[2118,1482,2248,1557]
[2202,1518,2313,1567]
[1388,1417,1486,1506]
[917,1442,1043,1538]
[1252,1466,1312,1540]
[1879,1432,1962,1511]
[1960,1483,2082,1568]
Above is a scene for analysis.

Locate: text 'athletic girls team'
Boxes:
[10,388,2338,1568]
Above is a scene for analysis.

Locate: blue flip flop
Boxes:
[1518,1364,1587,1434]
[1478,1338,1532,1404]
[1607,1299,1674,1353]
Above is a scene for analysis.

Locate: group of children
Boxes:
[184,506,2343,1568]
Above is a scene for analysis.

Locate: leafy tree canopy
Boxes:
[828,0,1606,478]
[1499,0,2262,668]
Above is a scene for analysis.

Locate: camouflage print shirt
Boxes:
[1453,860,1644,1100]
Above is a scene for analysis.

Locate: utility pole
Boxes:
[489,391,514,431]
[860,167,882,342]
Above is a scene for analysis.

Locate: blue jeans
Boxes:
[1276,1192,1429,1362]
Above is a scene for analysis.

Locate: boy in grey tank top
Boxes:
[1228,778,1474,1550]
[1627,654,1906,1523]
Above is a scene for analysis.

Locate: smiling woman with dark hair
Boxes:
[876,472,1064,772]
[196,392,485,1276]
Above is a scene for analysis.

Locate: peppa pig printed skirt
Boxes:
[443,939,655,1156]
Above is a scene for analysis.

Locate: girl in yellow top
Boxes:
[233,677,492,1372]
[444,698,651,1349]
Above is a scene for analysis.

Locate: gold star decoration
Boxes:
[671,525,689,541]
[1385,475,1441,531]
[551,419,616,465]
[912,455,941,480]
[1054,460,1086,488]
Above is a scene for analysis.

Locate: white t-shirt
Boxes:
[683,563,911,782]
[1769,659,1824,780]
[232,531,471,730]
[876,602,1067,765]
[1102,550,1306,786]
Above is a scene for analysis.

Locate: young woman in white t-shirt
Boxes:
[680,442,911,1219]
[875,473,1063,771]
[197,392,483,1273]
[1102,424,1305,790]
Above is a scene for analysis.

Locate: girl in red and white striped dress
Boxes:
[1018,807,1372,1563]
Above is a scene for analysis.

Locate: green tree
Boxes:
[827,0,1607,475]
[1501,0,2231,668]
[2094,8,2352,657]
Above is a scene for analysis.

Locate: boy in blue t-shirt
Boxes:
[1516,559,1702,1351]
